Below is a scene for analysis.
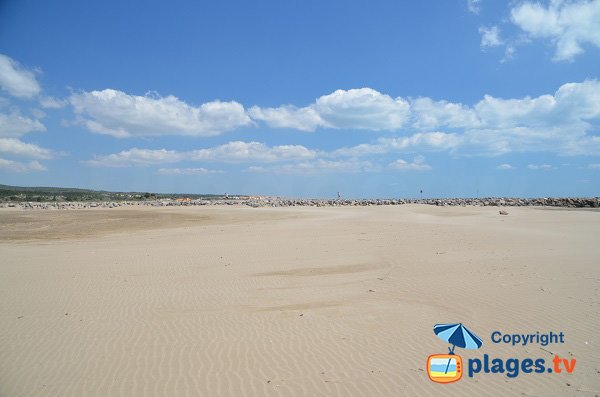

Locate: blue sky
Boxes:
[0,0,599,198]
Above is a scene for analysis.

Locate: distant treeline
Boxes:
[0,184,228,202]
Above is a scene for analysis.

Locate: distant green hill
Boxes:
[0,184,102,193]
[0,184,230,202]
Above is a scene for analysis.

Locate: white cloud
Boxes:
[527,164,554,170]
[330,132,461,157]
[554,80,600,119]
[472,81,599,154]
[86,141,316,167]
[248,105,322,132]
[85,148,184,167]
[245,159,380,174]
[410,98,479,130]
[39,96,67,109]
[0,111,46,138]
[0,158,46,172]
[474,94,556,128]
[250,80,599,155]
[510,0,600,61]
[388,155,431,171]
[84,80,600,170]
[157,167,224,175]
[189,141,316,163]
[0,54,41,99]
[496,163,516,170]
[70,89,252,137]
[314,88,410,130]
[249,88,410,132]
[459,127,574,156]
[468,0,482,14]
[408,80,600,156]
[588,163,600,169]
[327,79,599,158]
[502,45,516,62]
[30,109,46,119]
[70,80,600,160]
[559,134,600,156]
[0,138,54,159]
[479,26,504,48]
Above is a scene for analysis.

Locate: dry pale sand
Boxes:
[0,205,598,396]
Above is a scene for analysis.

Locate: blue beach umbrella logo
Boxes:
[433,323,483,354]
[426,323,483,383]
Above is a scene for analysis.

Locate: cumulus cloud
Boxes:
[248,105,322,132]
[409,80,600,156]
[559,134,600,156]
[0,138,54,159]
[330,132,461,157]
[39,96,67,109]
[496,163,516,170]
[0,158,46,172]
[70,89,252,138]
[468,0,482,14]
[314,88,410,130]
[85,148,184,167]
[410,98,479,130]
[86,141,317,167]
[327,80,600,158]
[250,80,599,153]
[502,45,516,62]
[69,80,600,155]
[249,88,410,132]
[0,111,46,138]
[479,26,504,48]
[0,54,41,99]
[388,155,432,171]
[84,80,600,173]
[0,98,52,169]
[245,159,380,174]
[483,82,596,153]
[157,167,224,175]
[527,164,554,170]
[189,141,316,163]
[510,0,600,61]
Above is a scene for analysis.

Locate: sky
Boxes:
[0,0,599,198]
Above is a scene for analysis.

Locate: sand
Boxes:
[0,205,598,396]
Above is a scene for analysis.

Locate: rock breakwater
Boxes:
[2,196,598,210]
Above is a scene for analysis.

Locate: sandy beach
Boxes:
[0,205,598,396]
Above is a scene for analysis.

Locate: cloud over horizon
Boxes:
[70,89,253,138]
[81,79,600,173]
[85,141,318,167]
[388,155,432,171]
[0,54,56,170]
[2,51,599,180]
[0,111,46,138]
[157,167,224,175]
[0,158,46,172]
[249,88,410,132]
[61,79,600,160]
